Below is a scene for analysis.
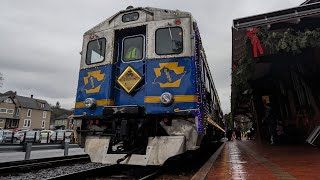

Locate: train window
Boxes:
[86,38,106,65]
[156,27,183,55]
[122,35,144,62]
[122,12,139,23]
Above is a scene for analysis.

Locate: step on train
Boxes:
[74,6,225,166]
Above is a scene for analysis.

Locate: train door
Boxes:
[113,26,146,106]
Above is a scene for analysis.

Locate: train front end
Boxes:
[74,7,203,166]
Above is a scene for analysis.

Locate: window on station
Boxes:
[122,12,139,23]
[156,27,183,55]
[86,38,106,65]
[122,36,144,62]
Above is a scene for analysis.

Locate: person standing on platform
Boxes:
[276,120,285,144]
[232,129,236,140]
[236,127,241,140]
[227,128,232,141]
[263,103,277,144]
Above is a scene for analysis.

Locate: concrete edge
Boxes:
[191,141,226,180]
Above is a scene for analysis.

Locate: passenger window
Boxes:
[86,38,106,65]
[122,36,144,62]
[122,12,139,23]
[156,27,183,55]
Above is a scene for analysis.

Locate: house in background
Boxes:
[0,91,52,129]
[53,114,82,130]
[0,96,19,129]
[54,114,70,129]
[68,114,82,130]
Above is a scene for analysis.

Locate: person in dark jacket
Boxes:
[236,127,241,140]
[263,103,277,144]
[227,128,232,141]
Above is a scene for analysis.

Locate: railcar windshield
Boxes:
[156,27,183,55]
[122,35,144,62]
[86,38,106,65]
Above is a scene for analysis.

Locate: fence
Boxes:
[1,131,76,144]
[0,142,80,160]
[0,131,80,160]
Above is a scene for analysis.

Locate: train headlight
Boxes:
[160,92,174,106]
[84,98,96,109]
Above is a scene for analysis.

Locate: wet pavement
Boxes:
[207,140,320,179]
[0,148,86,163]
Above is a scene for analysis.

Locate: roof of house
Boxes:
[55,114,70,120]
[15,95,52,111]
[0,91,52,111]
[0,96,8,102]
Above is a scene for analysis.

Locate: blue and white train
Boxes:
[74,6,224,166]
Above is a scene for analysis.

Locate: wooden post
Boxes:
[64,142,69,156]
[24,143,32,160]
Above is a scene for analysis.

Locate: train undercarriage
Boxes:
[77,105,220,166]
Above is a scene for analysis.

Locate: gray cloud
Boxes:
[0,0,304,113]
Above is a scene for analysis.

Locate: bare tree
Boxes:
[55,101,61,109]
[0,72,3,87]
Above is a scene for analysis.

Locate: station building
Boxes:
[232,0,320,144]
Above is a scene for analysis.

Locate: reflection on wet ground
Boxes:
[207,140,320,180]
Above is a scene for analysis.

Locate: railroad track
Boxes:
[0,154,90,175]
[47,165,160,180]
[1,142,223,179]
[47,142,223,180]
[46,142,223,180]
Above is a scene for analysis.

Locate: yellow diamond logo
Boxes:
[117,66,142,94]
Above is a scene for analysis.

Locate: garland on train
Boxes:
[194,23,203,135]
[232,27,320,112]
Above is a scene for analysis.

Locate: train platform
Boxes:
[204,140,320,180]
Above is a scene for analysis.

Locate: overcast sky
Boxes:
[0,0,304,113]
